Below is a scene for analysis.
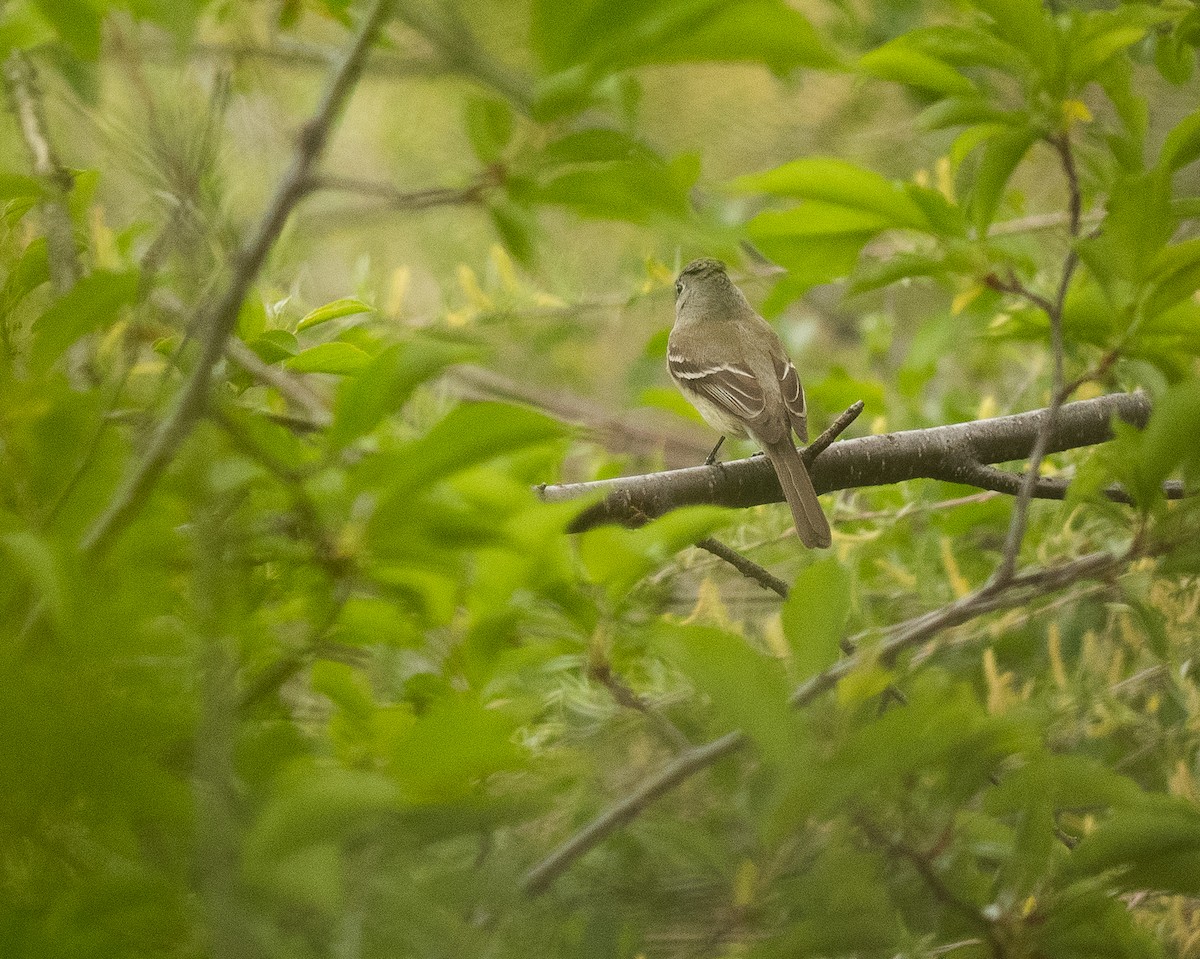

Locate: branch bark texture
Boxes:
[542,392,1152,532]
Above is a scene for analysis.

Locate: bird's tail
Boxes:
[762,438,831,549]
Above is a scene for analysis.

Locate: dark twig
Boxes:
[306,173,493,210]
[695,537,790,597]
[588,658,693,752]
[80,0,394,557]
[855,816,1005,959]
[522,730,746,896]
[3,51,79,292]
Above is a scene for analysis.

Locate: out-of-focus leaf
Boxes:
[530,0,832,76]
[579,506,729,596]
[0,170,45,200]
[859,41,977,95]
[782,559,850,681]
[1134,380,1200,497]
[849,252,951,294]
[657,622,795,763]
[0,3,57,54]
[1159,106,1200,174]
[284,342,372,375]
[968,0,1058,72]
[31,0,101,59]
[1,529,65,628]
[734,158,931,231]
[245,765,400,866]
[248,329,299,363]
[1066,802,1200,894]
[919,96,1023,131]
[330,339,481,447]
[465,95,514,163]
[380,402,565,495]
[391,694,525,804]
[969,125,1038,232]
[296,297,372,331]
[31,270,138,372]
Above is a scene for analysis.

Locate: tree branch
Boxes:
[3,50,79,292]
[543,392,1157,532]
[990,131,1082,585]
[522,538,1164,896]
[80,0,394,557]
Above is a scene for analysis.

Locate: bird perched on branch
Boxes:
[667,258,831,548]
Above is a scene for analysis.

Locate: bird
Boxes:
[667,258,831,548]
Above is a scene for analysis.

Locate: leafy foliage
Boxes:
[1,1,1199,958]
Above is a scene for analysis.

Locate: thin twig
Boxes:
[695,538,790,597]
[307,173,492,210]
[80,0,394,557]
[224,338,333,428]
[588,658,693,752]
[990,131,1083,586]
[3,51,79,292]
[855,816,1005,959]
[522,730,746,896]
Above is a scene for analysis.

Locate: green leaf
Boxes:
[237,297,268,341]
[1135,380,1200,496]
[969,125,1038,233]
[1159,106,1200,174]
[380,402,565,495]
[284,342,372,375]
[391,694,525,804]
[734,158,931,230]
[918,97,1022,131]
[330,338,481,447]
[849,252,950,294]
[859,42,977,96]
[0,3,57,54]
[987,755,1146,815]
[31,270,138,372]
[531,0,833,77]
[968,0,1057,72]
[247,329,300,364]
[245,766,400,865]
[0,529,65,628]
[1067,802,1200,894]
[657,622,795,763]
[0,170,45,201]
[579,506,730,595]
[296,297,372,332]
[782,559,850,681]
[31,0,101,59]
[465,95,514,164]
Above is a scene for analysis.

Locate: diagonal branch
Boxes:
[544,392,1160,533]
[3,50,80,293]
[80,0,394,557]
[521,538,1164,897]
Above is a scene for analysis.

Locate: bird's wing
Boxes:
[667,352,766,422]
[773,353,808,443]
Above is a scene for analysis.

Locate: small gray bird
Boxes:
[667,258,831,548]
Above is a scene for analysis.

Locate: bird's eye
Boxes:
[675,280,684,297]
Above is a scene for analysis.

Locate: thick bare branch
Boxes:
[81,0,394,556]
[544,392,1155,532]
